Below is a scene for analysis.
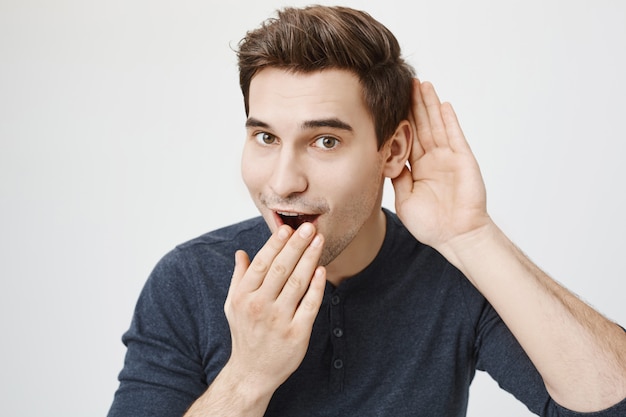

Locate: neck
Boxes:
[324,207,387,286]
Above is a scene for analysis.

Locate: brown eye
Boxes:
[314,136,339,149]
[254,132,276,145]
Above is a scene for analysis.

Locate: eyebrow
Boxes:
[245,117,353,132]
[245,117,270,129]
[301,118,353,132]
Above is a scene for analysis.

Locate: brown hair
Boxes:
[237,5,415,148]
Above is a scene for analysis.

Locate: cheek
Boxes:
[241,147,261,191]
[241,164,254,191]
[323,157,384,206]
[344,154,384,189]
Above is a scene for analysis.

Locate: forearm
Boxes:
[183,363,274,417]
[439,221,626,412]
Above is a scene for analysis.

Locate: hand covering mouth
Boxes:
[276,211,320,229]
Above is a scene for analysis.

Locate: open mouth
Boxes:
[276,211,319,229]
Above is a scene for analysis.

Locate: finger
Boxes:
[239,225,293,292]
[407,103,425,162]
[292,266,326,329]
[420,81,448,148]
[259,222,318,299]
[412,78,435,151]
[276,233,324,311]
[441,102,471,154]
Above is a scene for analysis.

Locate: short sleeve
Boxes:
[474,300,626,416]
[107,249,209,417]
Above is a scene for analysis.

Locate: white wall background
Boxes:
[1,0,625,416]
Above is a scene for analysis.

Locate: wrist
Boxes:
[435,218,502,272]
[215,361,277,412]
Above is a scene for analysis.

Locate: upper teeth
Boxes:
[278,211,300,217]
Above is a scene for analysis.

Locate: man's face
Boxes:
[242,68,387,266]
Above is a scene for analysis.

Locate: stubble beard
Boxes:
[318,233,352,267]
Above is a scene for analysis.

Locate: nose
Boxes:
[269,147,308,198]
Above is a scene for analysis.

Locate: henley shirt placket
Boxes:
[329,290,346,392]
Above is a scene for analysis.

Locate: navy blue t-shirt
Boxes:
[108,209,626,416]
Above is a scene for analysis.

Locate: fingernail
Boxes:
[277,227,290,241]
[314,267,325,280]
[311,234,322,248]
[299,222,314,238]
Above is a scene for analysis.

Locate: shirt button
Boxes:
[331,295,340,305]
[333,359,344,369]
[333,328,343,338]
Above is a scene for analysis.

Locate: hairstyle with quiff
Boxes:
[236,5,415,149]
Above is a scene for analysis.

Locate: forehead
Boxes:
[248,68,372,126]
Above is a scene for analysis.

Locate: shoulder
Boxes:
[147,216,270,293]
[168,216,269,264]
[382,208,488,317]
[382,208,450,274]
[176,216,270,257]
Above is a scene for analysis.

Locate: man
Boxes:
[108,5,626,417]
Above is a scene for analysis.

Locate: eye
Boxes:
[254,132,277,145]
[313,136,339,150]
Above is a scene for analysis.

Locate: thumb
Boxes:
[230,250,250,289]
[391,165,413,206]
[225,250,250,314]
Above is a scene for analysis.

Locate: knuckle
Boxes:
[299,296,317,311]
[270,262,288,277]
[228,292,265,320]
[245,298,264,318]
[251,259,269,274]
[284,325,306,342]
[269,308,284,324]
[286,273,305,291]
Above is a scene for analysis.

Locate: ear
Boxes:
[382,120,412,179]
